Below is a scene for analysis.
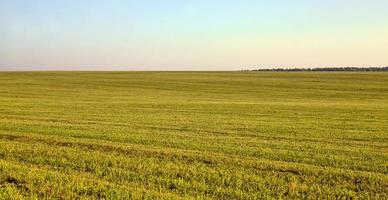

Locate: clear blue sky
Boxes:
[1,0,387,70]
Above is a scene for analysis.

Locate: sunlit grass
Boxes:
[0,71,387,199]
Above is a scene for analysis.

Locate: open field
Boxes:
[0,71,387,199]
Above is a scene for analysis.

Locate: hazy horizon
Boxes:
[1,0,388,71]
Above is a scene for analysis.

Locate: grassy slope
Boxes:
[0,72,387,199]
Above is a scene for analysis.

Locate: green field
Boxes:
[0,72,387,199]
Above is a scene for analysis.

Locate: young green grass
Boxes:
[0,71,387,199]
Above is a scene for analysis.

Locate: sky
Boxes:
[0,0,388,71]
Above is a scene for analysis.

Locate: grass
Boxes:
[0,71,387,199]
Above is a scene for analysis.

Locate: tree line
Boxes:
[244,67,388,72]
